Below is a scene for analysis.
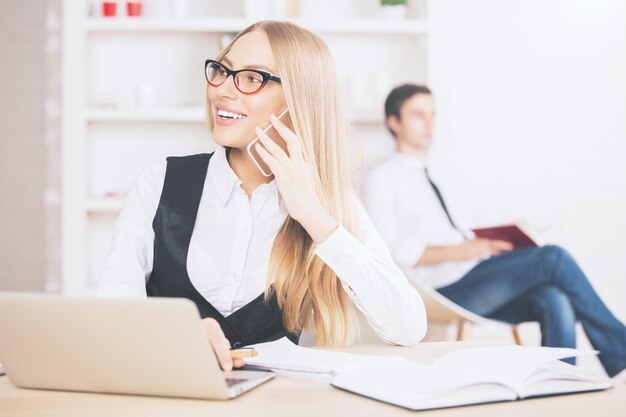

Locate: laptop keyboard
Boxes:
[225,377,248,387]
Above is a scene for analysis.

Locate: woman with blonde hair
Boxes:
[98,20,426,371]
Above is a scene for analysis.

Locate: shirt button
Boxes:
[233,342,243,348]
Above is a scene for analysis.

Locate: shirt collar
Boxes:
[210,146,283,211]
[392,151,428,170]
[209,146,241,206]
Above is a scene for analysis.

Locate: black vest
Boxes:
[146,153,300,348]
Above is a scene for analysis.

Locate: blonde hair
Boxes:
[206,21,358,345]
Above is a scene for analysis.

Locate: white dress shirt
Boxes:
[98,146,426,346]
[361,152,480,289]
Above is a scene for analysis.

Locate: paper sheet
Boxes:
[243,337,404,382]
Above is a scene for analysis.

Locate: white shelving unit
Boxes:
[85,17,429,34]
[62,0,430,294]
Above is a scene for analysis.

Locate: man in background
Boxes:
[361,84,626,379]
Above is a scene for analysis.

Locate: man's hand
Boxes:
[417,238,514,266]
[458,238,514,260]
[201,317,244,371]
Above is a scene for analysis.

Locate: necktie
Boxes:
[424,167,462,233]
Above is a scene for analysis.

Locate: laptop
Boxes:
[0,292,274,399]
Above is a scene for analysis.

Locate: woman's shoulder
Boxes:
[134,160,168,190]
[118,161,167,215]
[131,152,216,200]
[135,152,213,186]
[165,152,214,162]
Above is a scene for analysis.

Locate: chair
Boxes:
[412,281,523,344]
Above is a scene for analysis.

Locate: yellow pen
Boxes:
[230,348,257,360]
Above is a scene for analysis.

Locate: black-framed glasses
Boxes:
[204,59,282,95]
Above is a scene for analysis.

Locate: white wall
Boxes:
[420,0,626,368]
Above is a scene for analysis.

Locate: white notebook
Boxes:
[331,345,613,411]
[244,339,612,410]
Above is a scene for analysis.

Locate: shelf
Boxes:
[86,107,383,125]
[86,17,249,33]
[85,198,124,213]
[86,107,206,122]
[86,18,429,35]
[301,19,429,35]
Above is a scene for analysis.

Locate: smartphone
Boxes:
[246,108,290,177]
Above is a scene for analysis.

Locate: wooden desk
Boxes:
[1,341,623,417]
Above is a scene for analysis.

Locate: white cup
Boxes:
[135,83,154,109]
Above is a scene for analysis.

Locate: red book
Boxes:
[472,224,538,248]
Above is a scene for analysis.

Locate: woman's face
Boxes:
[207,30,288,150]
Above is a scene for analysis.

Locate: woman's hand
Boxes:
[201,317,244,371]
[254,113,338,243]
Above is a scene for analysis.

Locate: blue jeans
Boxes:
[436,245,626,377]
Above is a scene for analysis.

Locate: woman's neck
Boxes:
[226,147,273,199]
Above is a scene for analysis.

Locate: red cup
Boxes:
[126,1,142,17]
[102,1,117,17]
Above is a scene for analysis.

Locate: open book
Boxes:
[331,345,612,411]
[245,339,611,411]
[472,223,538,248]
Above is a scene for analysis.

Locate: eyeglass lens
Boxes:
[206,62,266,94]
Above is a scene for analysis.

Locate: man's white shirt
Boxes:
[362,152,480,289]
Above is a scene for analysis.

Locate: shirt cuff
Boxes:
[313,225,370,286]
